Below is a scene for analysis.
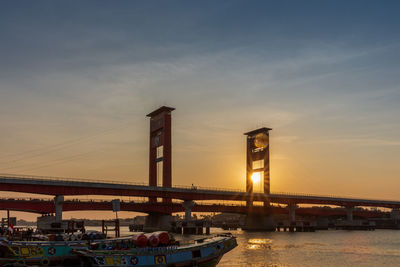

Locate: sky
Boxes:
[1,1,400,220]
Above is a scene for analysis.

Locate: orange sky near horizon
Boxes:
[1,108,399,222]
[1,1,400,222]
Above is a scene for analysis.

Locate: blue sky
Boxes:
[1,1,400,219]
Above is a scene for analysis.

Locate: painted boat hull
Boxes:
[77,235,237,267]
[0,236,138,265]
[0,241,86,266]
[0,234,237,266]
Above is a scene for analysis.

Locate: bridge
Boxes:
[1,106,398,230]
[1,174,400,208]
[0,197,387,219]
[0,173,398,224]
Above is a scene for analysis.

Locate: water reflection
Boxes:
[218,229,400,266]
[247,238,272,250]
[87,226,400,266]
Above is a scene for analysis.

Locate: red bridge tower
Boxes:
[147,106,175,204]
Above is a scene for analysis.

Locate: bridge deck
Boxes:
[0,198,388,218]
[1,174,400,208]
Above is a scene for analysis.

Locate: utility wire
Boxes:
[0,122,131,164]
[5,151,95,173]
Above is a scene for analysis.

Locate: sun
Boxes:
[251,172,261,183]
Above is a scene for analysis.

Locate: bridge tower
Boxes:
[144,106,175,232]
[147,106,174,204]
[243,127,275,231]
[244,127,272,207]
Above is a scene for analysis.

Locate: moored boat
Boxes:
[0,239,87,266]
[0,233,237,266]
[75,234,237,267]
[0,234,131,266]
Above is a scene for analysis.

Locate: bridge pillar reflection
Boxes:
[346,206,354,222]
[54,195,64,222]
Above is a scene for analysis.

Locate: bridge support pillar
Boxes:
[242,213,276,231]
[54,195,64,222]
[288,203,296,223]
[346,206,354,222]
[143,213,173,232]
[182,200,195,221]
[391,209,400,221]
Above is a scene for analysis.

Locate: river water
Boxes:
[89,227,400,266]
[218,229,400,267]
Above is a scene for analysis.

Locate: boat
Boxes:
[0,233,237,266]
[0,233,122,266]
[0,239,88,266]
[75,234,237,267]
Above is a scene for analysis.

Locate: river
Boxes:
[218,229,400,266]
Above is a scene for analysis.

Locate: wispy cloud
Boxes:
[304,137,400,146]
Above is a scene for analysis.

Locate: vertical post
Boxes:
[163,110,172,189]
[7,210,10,226]
[182,200,195,221]
[54,195,64,222]
[391,208,400,224]
[288,203,296,223]
[263,133,270,198]
[115,219,120,238]
[246,137,253,207]
[147,106,175,204]
[346,206,354,222]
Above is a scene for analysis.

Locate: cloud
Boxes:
[303,137,400,147]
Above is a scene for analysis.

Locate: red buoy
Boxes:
[145,233,160,247]
[153,231,170,246]
[132,233,148,247]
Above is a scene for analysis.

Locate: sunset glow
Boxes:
[1,1,400,222]
[251,172,261,184]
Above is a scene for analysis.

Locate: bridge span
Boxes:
[1,174,400,209]
[0,198,387,219]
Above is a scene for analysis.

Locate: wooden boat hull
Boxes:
[0,236,134,265]
[0,234,237,266]
[0,241,86,266]
[77,235,237,267]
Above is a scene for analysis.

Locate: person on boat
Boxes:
[7,224,13,235]
[7,224,14,240]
